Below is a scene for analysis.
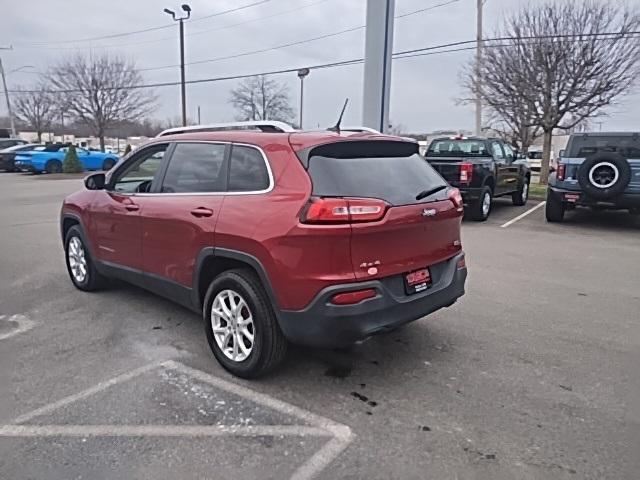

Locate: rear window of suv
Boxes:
[567,135,640,158]
[307,141,447,206]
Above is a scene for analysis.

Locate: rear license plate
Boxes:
[564,193,580,203]
[404,268,431,295]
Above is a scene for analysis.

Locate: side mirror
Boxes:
[85,172,106,190]
[559,149,565,158]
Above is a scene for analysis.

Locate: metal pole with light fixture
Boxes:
[297,68,309,129]
[164,4,191,127]
[475,0,485,136]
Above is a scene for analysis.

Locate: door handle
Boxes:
[190,207,214,218]
[125,204,139,212]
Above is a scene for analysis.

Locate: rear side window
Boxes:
[567,135,640,158]
[308,142,447,206]
[162,143,227,193]
[228,145,270,192]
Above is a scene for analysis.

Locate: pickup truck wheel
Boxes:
[469,186,492,221]
[46,160,62,174]
[545,190,565,222]
[204,269,287,379]
[64,225,107,291]
[512,177,530,206]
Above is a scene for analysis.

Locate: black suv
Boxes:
[546,132,640,222]
[425,136,531,221]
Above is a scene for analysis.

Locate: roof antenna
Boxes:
[328,98,349,133]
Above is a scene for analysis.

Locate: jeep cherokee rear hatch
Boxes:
[301,140,463,281]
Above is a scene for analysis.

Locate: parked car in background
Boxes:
[546,132,640,221]
[425,136,531,221]
[0,143,45,171]
[60,121,467,378]
[15,145,119,174]
[526,148,557,173]
[0,138,27,151]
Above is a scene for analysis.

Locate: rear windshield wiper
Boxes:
[415,185,447,201]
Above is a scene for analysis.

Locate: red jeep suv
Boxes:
[60,123,467,378]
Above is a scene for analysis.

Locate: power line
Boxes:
[139,0,461,72]
[6,31,640,94]
[13,0,273,47]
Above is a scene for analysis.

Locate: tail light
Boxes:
[556,162,566,181]
[459,162,473,184]
[301,197,388,224]
[456,254,466,269]
[448,188,464,210]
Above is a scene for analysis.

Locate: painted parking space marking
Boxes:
[0,314,35,340]
[500,201,546,228]
[1,360,354,480]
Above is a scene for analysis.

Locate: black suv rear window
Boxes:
[567,135,640,158]
[308,141,447,206]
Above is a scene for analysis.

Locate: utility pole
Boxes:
[197,105,201,124]
[475,0,484,136]
[164,5,191,127]
[0,49,16,137]
[297,68,310,129]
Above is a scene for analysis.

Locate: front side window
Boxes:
[161,143,227,193]
[491,142,505,159]
[228,145,270,192]
[112,144,168,193]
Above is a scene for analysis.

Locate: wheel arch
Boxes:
[193,248,281,317]
[484,175,496,192]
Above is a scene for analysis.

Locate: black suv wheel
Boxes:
[203,269,287,378]
[577,153,631,199]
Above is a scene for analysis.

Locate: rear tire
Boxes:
[64,225,107,291]
[46,160,62,174]
[512,177,530,206]
[102,158,116,171]
[469,186,492,221]
[204,269,287,379]
[545,190,565,223]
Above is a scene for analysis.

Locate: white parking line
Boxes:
[0,314,35,341]
[4,360,354,480]
[500,201,546,228]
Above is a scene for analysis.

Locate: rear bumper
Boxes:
[548,186,640,208]
[277,252,467,348]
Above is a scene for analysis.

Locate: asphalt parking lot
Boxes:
[0,173,638,479]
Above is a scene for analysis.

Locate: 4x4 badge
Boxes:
[422,209,437,217]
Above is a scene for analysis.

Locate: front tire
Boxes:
[64,225,106,291]
[545,190,566,222]
[46,160,62,174]
[512,177,530,206]
[204,269,287,378]
[469,186,493,221]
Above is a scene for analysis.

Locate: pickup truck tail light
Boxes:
[301,197,388,224]
[556,162,566,181]
[459,162,473,184]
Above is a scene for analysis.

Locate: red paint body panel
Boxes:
[137,195,223,286]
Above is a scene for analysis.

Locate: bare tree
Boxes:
[229,75,294,123]
[485,109,541,155]
[48,53,156,151]
[13,85,56,142]
[465,1,640,184]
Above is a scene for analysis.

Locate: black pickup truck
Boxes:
[425,136,531,221]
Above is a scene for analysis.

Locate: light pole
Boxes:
[164,4,191,127]
[0,58,35,137]
[475,0,486,136]
[297,68,310,129]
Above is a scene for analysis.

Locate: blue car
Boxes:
[15,145,119,174]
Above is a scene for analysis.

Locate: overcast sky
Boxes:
[2,0,640,133]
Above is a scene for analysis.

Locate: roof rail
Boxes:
[157,120,296,137]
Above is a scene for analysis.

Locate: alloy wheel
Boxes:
[67,236,87,283]
[211,289,255,362]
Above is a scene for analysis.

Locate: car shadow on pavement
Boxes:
[557,207,640,232]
